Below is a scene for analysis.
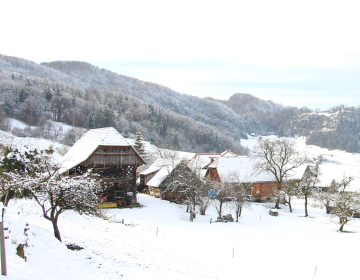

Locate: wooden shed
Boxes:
[58,127,146,205]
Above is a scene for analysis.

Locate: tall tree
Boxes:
[300,164,320,216]
[252,138,308,209]
[133,131,146,159]
[51,87,64,122]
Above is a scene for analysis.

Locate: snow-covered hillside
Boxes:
[243,135,360,191]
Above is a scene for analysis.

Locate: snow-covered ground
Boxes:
[0,130,68,160]
[243,135,360,191]
[5,118,76,135]
[2,130,360,279]
[3,195,360,280]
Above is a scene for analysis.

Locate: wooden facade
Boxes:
[59,128,146,206]
[68,145,144,205]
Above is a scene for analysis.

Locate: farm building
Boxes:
[139,157,201,200]
[205,156,308,202]
[58,127,146,205]
[187,150,237,178]
[139,157,184,198]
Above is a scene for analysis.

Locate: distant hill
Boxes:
[1,54,359,153]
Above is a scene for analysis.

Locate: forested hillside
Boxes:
[1,54,360,153]
[0,55,253,153]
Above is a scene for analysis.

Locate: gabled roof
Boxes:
[188,150,237,172]
[143,158,183,188]
[58,127,145,174]
[220,150,237,157]
[207,156,308,184]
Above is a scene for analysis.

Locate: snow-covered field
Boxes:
[2,130,360,279]
[243,135,360,191]
[4,195,360,280]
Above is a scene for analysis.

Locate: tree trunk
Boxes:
[339,220,348,232]
[132,184,137,205]
[288,197,292,213]
[304,195,308,217]
[325,205,331,214]
[275,197,280,209]
[51,219,62,242]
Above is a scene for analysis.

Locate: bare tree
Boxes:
[299,164,320,217]
[281,180,301,213]
[212,182,232,218]
[230,183,251,222]
[198,178,213,215]
[331,191,359,232]
[316,176,353,215]
[252,137,308,209]
[165,160,211,215]
[327,176,358,232]
[224,172,251,221]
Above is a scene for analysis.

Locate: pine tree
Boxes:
[86,112,96,128]
[173,134,180,150]
[44,86,53,102]
[101,106,115,127]
[134,131,146,159]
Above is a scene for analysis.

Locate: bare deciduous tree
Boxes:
[327,176,358,232]
[252,137,308,209]
[299,164,320,217]
[165,160,211,215]
[212,182,232,218]
[281,180,301,213]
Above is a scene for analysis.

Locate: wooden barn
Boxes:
[58,127,146,206]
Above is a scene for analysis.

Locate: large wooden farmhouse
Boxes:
[58,127,146,205]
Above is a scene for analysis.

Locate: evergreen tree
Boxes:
[44,86,53,102]
[51,87,64,122]
[173,134,180,150]
[17,89,26,103]
[133,131,146,159]
[101,106,115,127]
[86,112,96,128]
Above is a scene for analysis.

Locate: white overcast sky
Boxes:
[2,0,360,110]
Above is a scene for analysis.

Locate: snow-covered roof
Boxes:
[317,163,360,191]
[142,158,183,188]
[290,164,309,181]
[208,156,308,184]
[58,127,138,174]
[188,150,236,172]
[220,150,237,157]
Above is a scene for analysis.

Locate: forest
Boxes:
[1,54,360,154]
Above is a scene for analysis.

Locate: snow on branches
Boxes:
[1,146,103,241]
